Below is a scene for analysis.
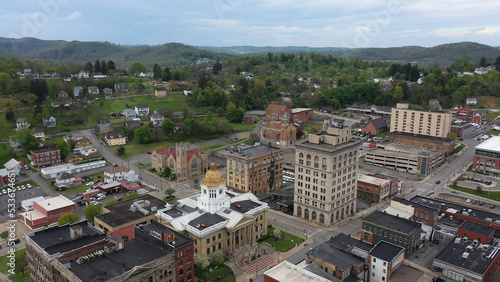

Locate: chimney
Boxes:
[70,225,83,240]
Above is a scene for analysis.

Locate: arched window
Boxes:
[304,209,309,220]
[322,158,327,163]
[319,214,325,225]
[314,156,319,162]
[191,158,198,172]
[312,211,317,221]
[299,152,304,158]
[169,159,175,170]
[306,154,311,160]
[297,206,302,218]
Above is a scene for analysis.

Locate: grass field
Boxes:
[486,130,500,136]
[195,265,235,282]
[108,140,174,160]
[260,226,304,252]
[60,172,105,195]
[303,121,323,133]
[479,96,500,109]
[486,112,500,123]
[212,116,256,132]
[0,249,28,281]
[450,184,500,202]
[0,113,15,140]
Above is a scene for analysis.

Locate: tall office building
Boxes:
[294,118,360,226]
[390,103,452,138]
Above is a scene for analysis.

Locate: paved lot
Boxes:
[0,186,48,222]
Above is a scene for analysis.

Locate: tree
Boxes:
[193,178,199,185]
[105,199,118,206]
[5,107,14,122]
[392,86,404,102]
[273,228,282,240]
[211,250,224,266]
[153,64,162,79]
[163,167,171,178]
[477,185,483,193]
[194,254,210,270]
[129,62,146,74]
[134,126,150,144]
[94,59,101,73]
[107,60,116,70]
[84,204,103,223]
[162,67,172,81]
[479,57,487,67]
[164,188,176,197]
[29,79,48,104]
[123,192,140,201]
[101,60,107,74]
[227,106,244,123]
[161,118,175,136]
[58,212,80,226]
[14,252,28,275]
[0,230,8,239]
[246,133,260,145]
[447,132,458,140]
[15,128,40,155]
[85,61,93,72]
[205,111,214,122]
[117,146,126,156]
[0,72,13,94]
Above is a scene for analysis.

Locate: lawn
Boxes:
[0,249,28,281]
[303,121,323,133]
[486,130,500,136]
[108,140,174,160]
[212,116,256,132]
[60,172,105,196]
[198,144,224,152]
[259,226,304,252]
[486,111,500,123]
[454,144,466,154]
[134,163,151,169]
[0,113,16,140]
[449,184,500,202]
[195,265,234,282]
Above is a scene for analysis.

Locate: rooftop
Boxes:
[263,261,332,282]
[369,240,405,262]
[327,233,373,253]
[229,144,283,158]
[36,195,75,212]
[296,138,359,153]
[459,221,495,237]
[139,221,193,250]
[434,237,499,275]
[27,221,107,255]
[369,118,387,129]
[95,195,165,228]
[357,174,390,186]
[391,131,455,143]
[475,136,500,152]
[70,239,172,281]
[390,265,424,282]
[363,210,422,235]
[105,166,131,174]
[230,199,262,213]
[391,197,438,213]
[307,242,365,271]
[187,212,227,230]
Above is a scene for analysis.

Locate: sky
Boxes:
[2,0,500,48]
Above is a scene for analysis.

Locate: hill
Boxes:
[0,37,233,67]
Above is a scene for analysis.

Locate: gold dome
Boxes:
[202,162,225,188]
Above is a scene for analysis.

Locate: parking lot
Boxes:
[0,186,48,222]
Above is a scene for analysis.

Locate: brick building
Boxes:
[357,174,391,203]
[362,118,387,136]
[19,195,76,229]
[471,112,487,125]
[457,106,473,120]
[473,136,500,178]
[451,121,475,138]
[389,198,439,228]
[306,242,365,280]
[361,210,422,258]
[458,221,495,244]
[151,142,208,182]
[265,101,313,123]
[367,173,399,198]
[29,147,62,167]
[389,131,456,156]
[368,241,405,282]
[261,121,297,147]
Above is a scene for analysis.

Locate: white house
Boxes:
[466,98,477,106]
[134,105,150,117]
[16,118,30,131]
[122,109,137,120]
[73,86,84,97]
[150,113,165,127]
[88,86,99,95]
[77,71,90,79]
[103,166,138,184]
[4,158,21,176]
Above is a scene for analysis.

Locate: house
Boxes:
[103,166,138,184]
[122,108,137,120]
[458,107,473,120]
[73,86,84,97]
[91,72,107,79]
[77,70,90,79]
[471,112,487,125]
[109,112,117,119]
[97,118,113,134]
[72,137,97,156]
[4,158,21,176]
[368,241,406,282]
[135,105,150,117]
[42,115,57,128]
[155,87,167,98]
[183,88,193,96]
[57,91,69,99]
[32,128,46,141]
[150,113,165,127]
[29,147,62,167]
[55,172,82,189]
[428,99,441,109]
[114,83,128,93]
[362,118,387,136]
[103,87,113,95]
[9,136,20,148]
[125,120,141,129]
[87,86,99,95]
[24,69,32,76]
[104,133,128,146]
[466,98,478,106]
[16,118,30,130]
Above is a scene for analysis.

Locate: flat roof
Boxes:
[475,136,500,152]
[363,210,422,235]
[369,240,404,262]
[391,131,455,143]
[20,209,47,221]
[358,174,390,186]
[70,239,172,281]
[263,261,331,282]
[95,195,165,227]
[308,242,365,271]
[327,233,373,253]
[237,144,283,158]
[36,196,74,212]
[296,138,359,154]
[21,196,45,207]
[140,221,193,249]
[390,265,423,281]
[187,212,226,230]
[230,200,263,213]
[459,221,495,237]
[434,238,498,275]
[27,221,106,255]
[392,197,438,213]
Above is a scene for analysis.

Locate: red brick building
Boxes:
[450,121,474,138]
[473,136,500,177]
[357,174,391,203]
[367,173,400,198]
[19,195,76,229]
[458,221,495,244]
[458,107,473,120]
[471,112,486,125]
[29,147,62,167]
[261,121,297,146]
[265,101,313,123]
[362,118,387,136]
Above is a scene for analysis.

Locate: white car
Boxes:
[466,199,471,203]
[2,189,7,195]
[17,186,22,191]
[21,185,26,190]
[27,184,32,189]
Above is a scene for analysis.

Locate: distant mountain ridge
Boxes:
[0,37,499,67]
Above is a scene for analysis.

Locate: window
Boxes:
[383,262,386,266]
[373,258,376,262]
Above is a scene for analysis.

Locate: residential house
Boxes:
[29,147,62,167]
[16,118,30,130]
[72,137,97,157]
[57,91,69,99]
[458,107,473,120]
[466,98,478,106]
[103,166,138,184]
[155,87,167,98]
[368,241,406,282]
[183,88,193,96]
[87,86,99,95]
[91,72,107,79]
[362,118,387,136]
[77,70,90,79]
[24,69,32,76]
[134,105,150,117]
[450,105,462,116]
[55,172,82,189]
[125,120,141,130]
[150,113,165,127]
[4,158,21,177]
[97,118,112,134]
[73,86,84,97]
[32,128,46,142]
[114,83,128,93]
[9,136,20,148]
[42,115,57,128]
[103,87,113,95]
[109,112,117,119]
[122,108,137,120]
[104,133,128,146]
[428,99,441,109]
[471,112,487,125]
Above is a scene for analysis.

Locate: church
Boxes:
[155,163,269,256]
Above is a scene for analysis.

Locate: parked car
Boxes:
[24,165,29,170]
[13,239,21,244]
[16,186,21,191]
[479,201,484,206]
[490,204,496,209]
[21,185,26,190]
[435,180,441,184]
[466,199,471,203]
[26,184,32,189]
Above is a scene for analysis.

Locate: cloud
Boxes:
[477,27,500,35]
[432,28,473,37]
[61,11,82,22]
[0,14,9,20]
